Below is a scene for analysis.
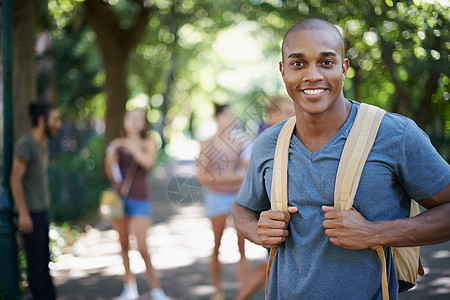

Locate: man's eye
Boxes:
[292,61,303,67]
[322,60,334,66]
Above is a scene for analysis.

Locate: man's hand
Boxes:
[322,206,375,250]
[258,206,298,248]
[18,213,34,235]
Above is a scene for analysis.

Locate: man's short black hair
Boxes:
[28,102,55,127]
[281,17,345,60]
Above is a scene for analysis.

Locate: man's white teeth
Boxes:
[304,89,324,95]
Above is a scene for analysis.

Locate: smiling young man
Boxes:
[231,18,450,299]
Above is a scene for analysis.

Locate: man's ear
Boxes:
[342,58,350,79]
[279,61,285,82]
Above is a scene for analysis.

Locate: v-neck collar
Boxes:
[290,100,357,161]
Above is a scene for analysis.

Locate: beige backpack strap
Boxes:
[334,103,388,299]
[271,117,296,212]
[334,103,386,210]
[265,117,296,299]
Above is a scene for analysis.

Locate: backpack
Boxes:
[266,103,424,300]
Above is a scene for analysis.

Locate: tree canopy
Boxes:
[40,0,448,156]
[13,0,445,221]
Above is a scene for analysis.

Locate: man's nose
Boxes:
[303,64,324,82]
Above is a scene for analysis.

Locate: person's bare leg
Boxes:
[235,262,267,300]
[113,217,135,284]
[210,214,227,294]
[236,232,249,289]
[129,216,161,290]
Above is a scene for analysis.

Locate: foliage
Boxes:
[41,0,449,149]
[49,221,82,259]
[36,0,449,220]
[37,0,103,123]
[48,133,109,222]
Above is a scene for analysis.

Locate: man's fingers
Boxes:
[258,227,289,237]
[260,210,290,222]
[258,216,290,230]
[322,219,335,229]
[20,225,33,235]
[260,235,288,248]
[322,205,334,213]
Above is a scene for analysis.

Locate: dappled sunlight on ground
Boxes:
[52,160,450,299]
[52,204,267,299]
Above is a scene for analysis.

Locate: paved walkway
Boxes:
[52,160,450,299]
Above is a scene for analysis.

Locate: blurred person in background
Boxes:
[236,96,294,300]
[104,109,170,300]
[10,102,62,300]
[197,103,249,300]
[259,96,296,134]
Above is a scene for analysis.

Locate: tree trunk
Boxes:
[103,51,128,144]
[84,0,151,144]
[12,0,36,142]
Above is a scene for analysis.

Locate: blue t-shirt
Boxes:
[237,100,450,299]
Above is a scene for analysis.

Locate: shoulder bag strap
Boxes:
[265,117,296,299]
[119,158,139,197]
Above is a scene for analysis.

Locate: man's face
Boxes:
[279,29,349,116]
[45,109,62,139]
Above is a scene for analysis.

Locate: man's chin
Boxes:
[48,130,60,140]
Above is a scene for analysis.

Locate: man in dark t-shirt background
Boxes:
[10,102,61,300]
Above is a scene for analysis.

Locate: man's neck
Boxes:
[294,98,351,153]
[30,127,47,148]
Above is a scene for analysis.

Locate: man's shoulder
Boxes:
[15,134,37,151]
[249,120,289,163]
[354,102,412,136]
[379,110,418,141]
[16,134,32,144]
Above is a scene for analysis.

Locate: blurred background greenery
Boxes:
[4,0,449,222]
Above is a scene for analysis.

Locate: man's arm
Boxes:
[10,159,34,234]
[322,183,450,249]
[231,201,298,248]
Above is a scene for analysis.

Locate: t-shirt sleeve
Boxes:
[396,119,450,200]
[236,135,272,213]
[14,137,31,163]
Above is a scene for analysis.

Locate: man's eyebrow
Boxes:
[287,51,338,59]
[320,51,337,57]
[287,52,304,59]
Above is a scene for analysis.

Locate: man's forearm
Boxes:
[372,202,450,247]
[231,201,261,245]
[10,180,29,216]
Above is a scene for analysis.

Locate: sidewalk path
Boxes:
[52,160,450,299]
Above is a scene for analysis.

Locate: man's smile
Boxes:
[302,88,326,95]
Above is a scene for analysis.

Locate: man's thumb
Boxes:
[288,206,299,214]
[322,205,334,213]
